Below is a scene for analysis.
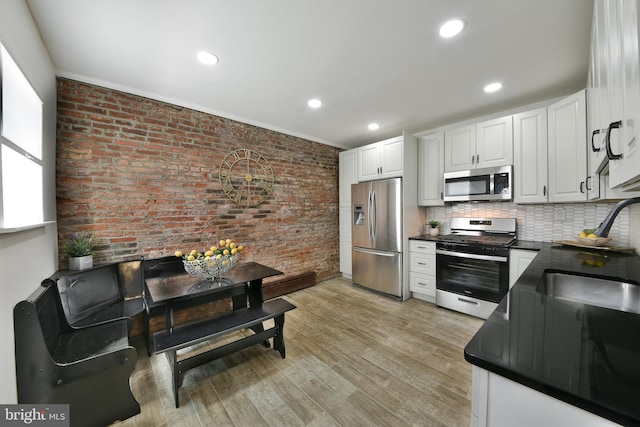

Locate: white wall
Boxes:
[0,0,58,404]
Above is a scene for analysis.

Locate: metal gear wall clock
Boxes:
[219,149,274,206]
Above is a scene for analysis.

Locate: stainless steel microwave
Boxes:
[443,165,512,202]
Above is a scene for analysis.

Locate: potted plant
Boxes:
[64,231,94,270]
[428,220,441,237]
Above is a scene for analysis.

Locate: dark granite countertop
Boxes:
[464,244,640,426]
[408,234,440,242]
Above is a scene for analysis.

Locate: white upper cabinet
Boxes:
[588,0,640,191]
[444,116,513,172]
[547,90,588,203]
[513,108,548,204]
[357,136,403,181]
[339,149,357,206]
[476,116,514,169]
[444,124,475,172]
[417,132,444,206]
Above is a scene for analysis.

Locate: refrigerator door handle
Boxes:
[353,247,397,257]
[371,190,377,241]
[368,189,376,241]
[367,190,373,240]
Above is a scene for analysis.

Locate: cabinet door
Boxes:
[379,137,403,178]
[509,249,538,288]
[476,116,513,169]
[339,206,352,275]
[339,150,358,276]
[418,133,444,206]
[547,90,588,203]
[339,149,358,206]
[513,109,548,204]
[444,124,475,172]
[586,1,610,191]
[610,0,640,189]
[357,144,381,181]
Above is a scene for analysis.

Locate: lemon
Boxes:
[174,250,183,257]
[216,254,222,259]
[187,255,196,261]
[579,231,587,237]
[587,233,598,238]
[223,249,230,256]
[204,250,214,257]
[231,248,238,255]
[210,246,217,251]
[229,242,237,249]
[226,238,232,244]
[189,249,197,256]
[219,239,226,247]
[237,245,244,251]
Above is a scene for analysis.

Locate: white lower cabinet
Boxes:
[471,366,619,427]
[409,240,436,302]
[509,249,538,288]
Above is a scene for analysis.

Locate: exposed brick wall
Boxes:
[56,79,340,282]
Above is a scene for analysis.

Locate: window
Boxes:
[0,43,44,229]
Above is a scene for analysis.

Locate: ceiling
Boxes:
[25,0,594,149]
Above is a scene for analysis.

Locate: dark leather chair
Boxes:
[14,283,140,427]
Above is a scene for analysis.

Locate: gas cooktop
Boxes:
[435,217,517,248]
[436,233,516,247]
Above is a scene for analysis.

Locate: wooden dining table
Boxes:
[144,261,284,335]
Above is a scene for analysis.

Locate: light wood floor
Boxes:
[116,277,484,427]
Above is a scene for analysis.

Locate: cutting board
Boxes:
[552,240,636,254]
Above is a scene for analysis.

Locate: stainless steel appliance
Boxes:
[351,178,403,298]
[443,165,512,202]
[436,217,516,319]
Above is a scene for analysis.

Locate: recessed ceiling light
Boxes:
[439,19,465,38]
[368,123,380,131]
[484,82,503,93]
[308,99,322,108]
[196,50,219,65]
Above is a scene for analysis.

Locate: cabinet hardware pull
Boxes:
[604,121,623,160]
[476,154,479,164]
[417,262,426,265]
[543,185,546,196]
[471,155,475,165]
[458,297,479,306]
[591,129,601,152]
[586,176,592,191]
[580,181,585,193]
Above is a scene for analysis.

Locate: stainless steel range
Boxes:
[435,217,516,319]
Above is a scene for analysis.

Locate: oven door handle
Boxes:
[436,249,507,263]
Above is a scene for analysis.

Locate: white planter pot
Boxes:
[429,227,440,237]
[69,255,93,270]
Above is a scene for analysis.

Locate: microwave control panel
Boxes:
[494,173,510,194]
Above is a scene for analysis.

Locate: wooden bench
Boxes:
[48,258,146,329]
[14,283,140,427]
[153,297,296,408]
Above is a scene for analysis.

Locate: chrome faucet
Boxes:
[594,196,640,237]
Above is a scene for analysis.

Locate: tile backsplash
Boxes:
[426,201,639,249]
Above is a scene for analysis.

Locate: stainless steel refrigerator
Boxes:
[351,178,403,297]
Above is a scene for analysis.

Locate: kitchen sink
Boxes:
[537,271,640,314]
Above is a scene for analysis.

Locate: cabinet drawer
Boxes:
[409,240,436,254]
[409,272,436,297]
[409,252,435,275]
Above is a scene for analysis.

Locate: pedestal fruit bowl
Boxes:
[176,239,244,281]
